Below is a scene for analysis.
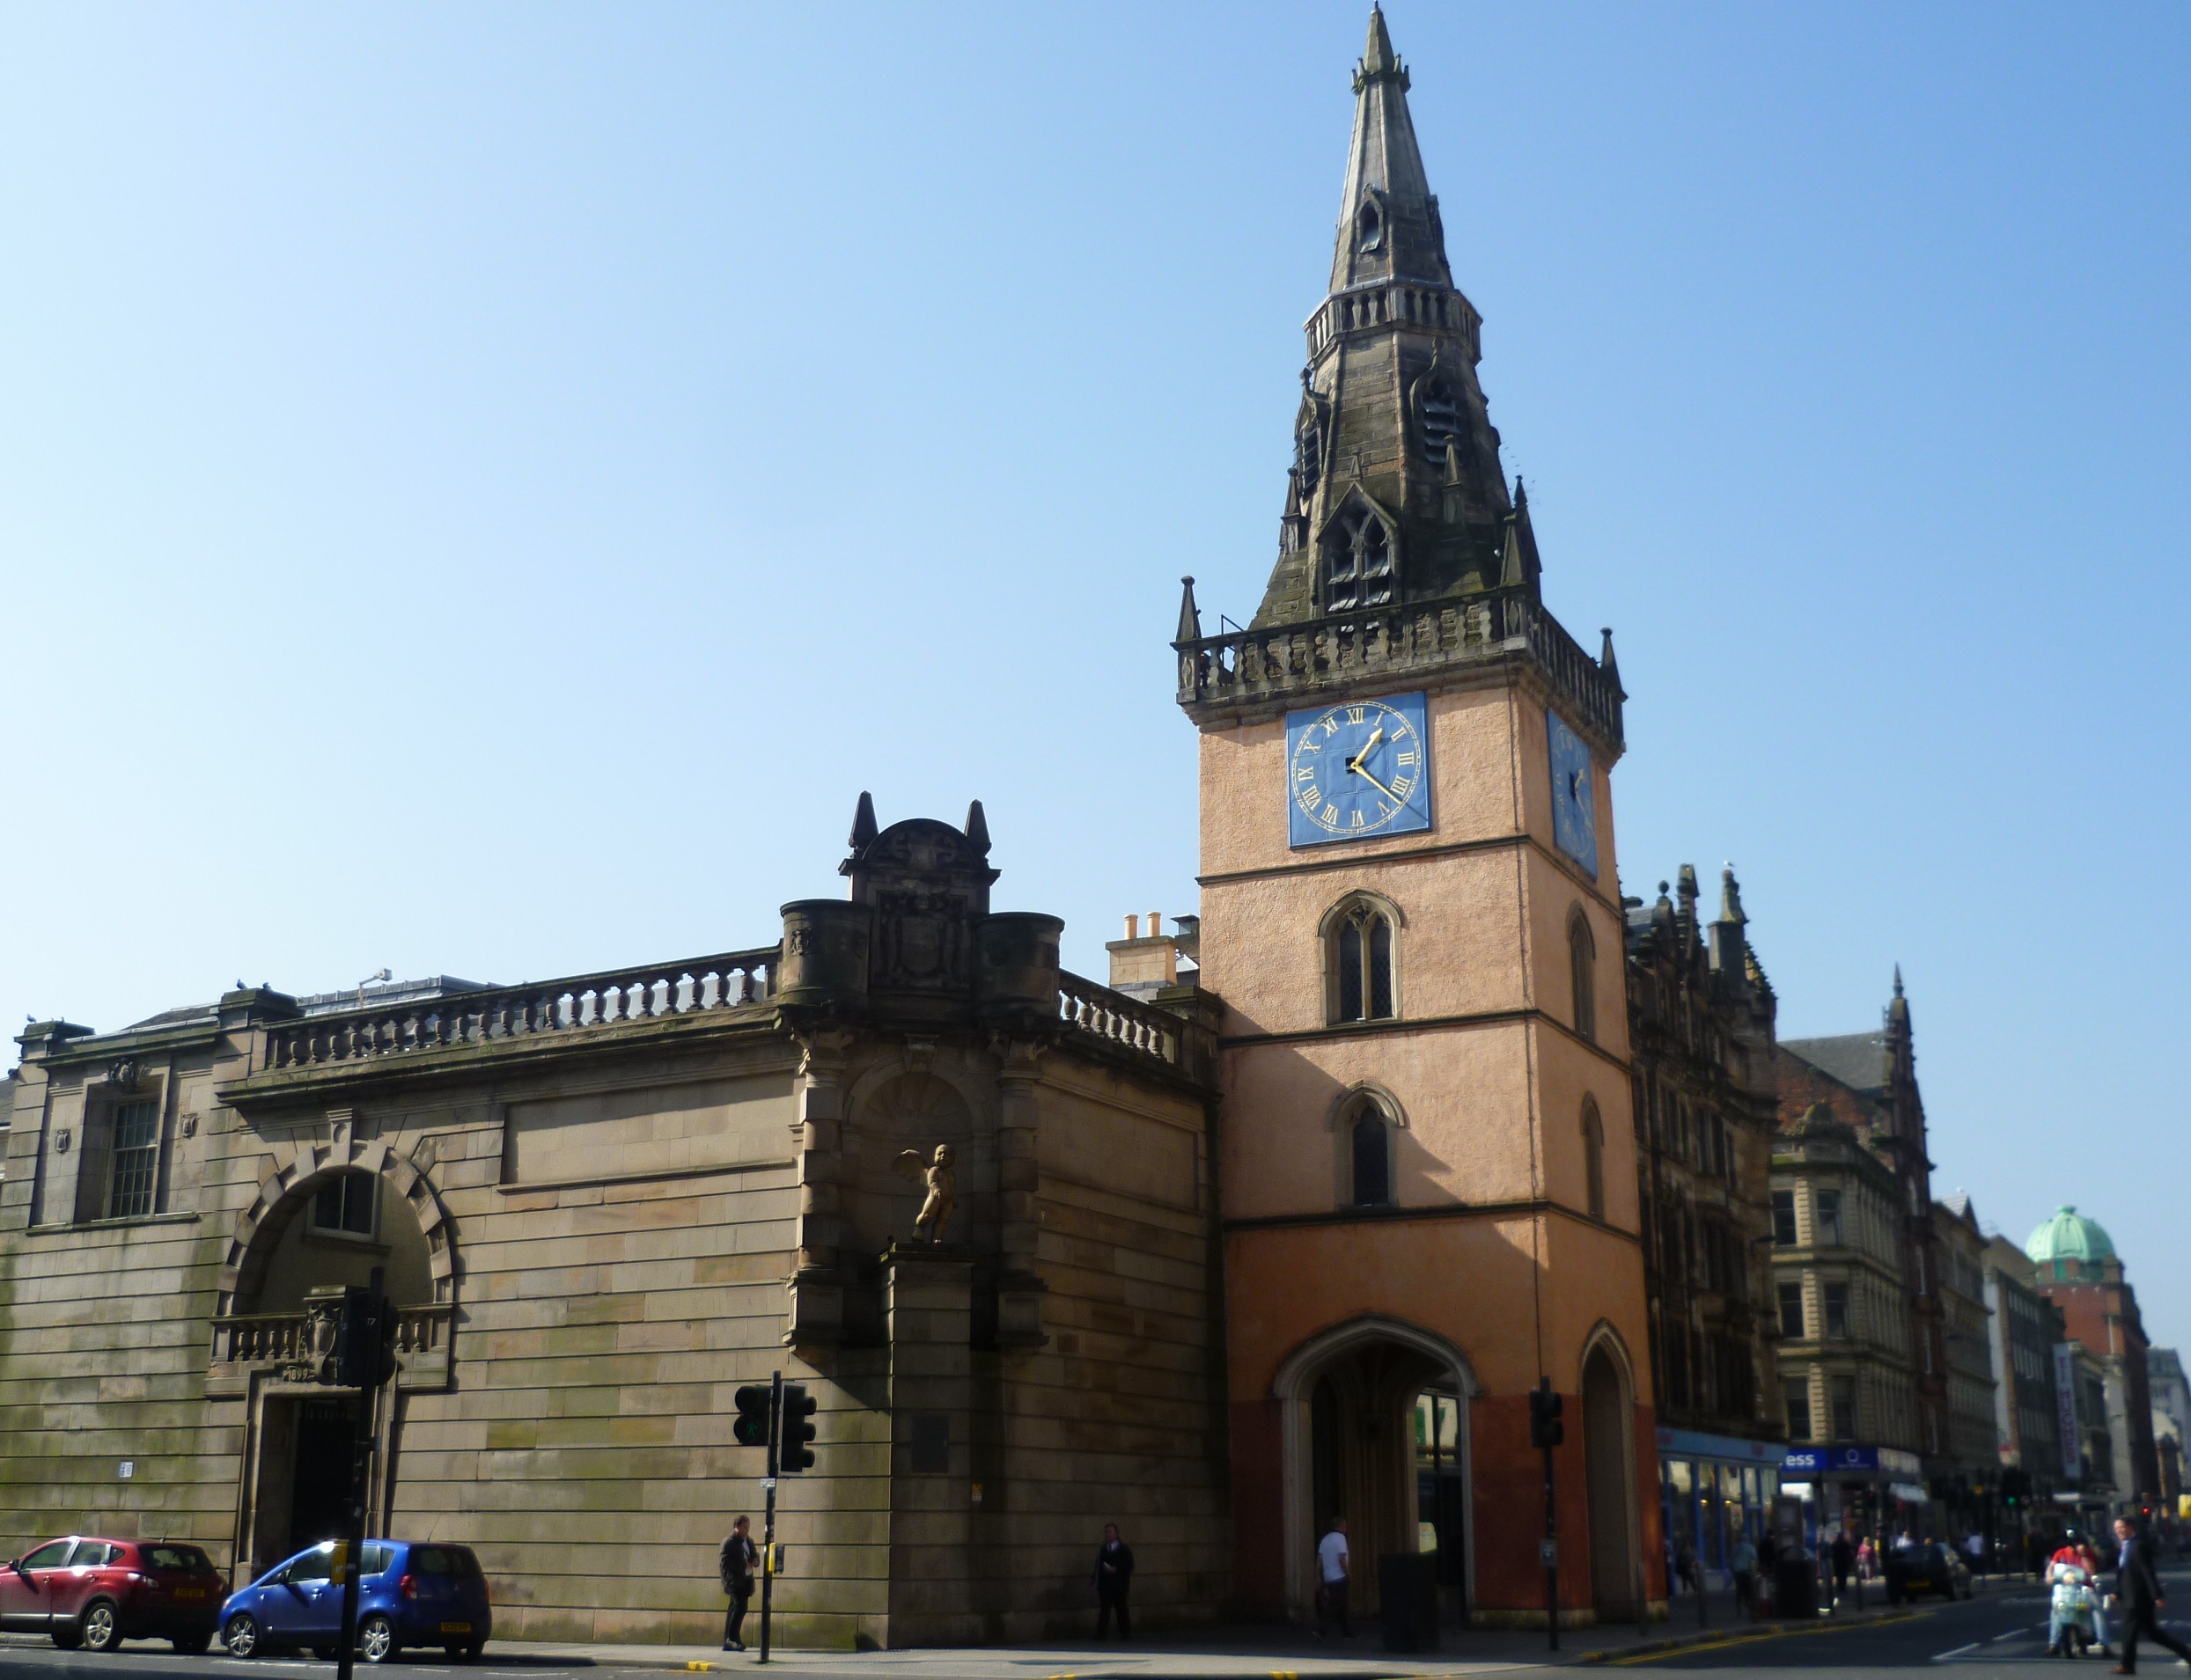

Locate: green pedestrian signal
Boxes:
[733,1383,774,1449]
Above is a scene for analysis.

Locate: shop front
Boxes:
[1658,1427,1784,1591]
[1779,1446,1929,1553]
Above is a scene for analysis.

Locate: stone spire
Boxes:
[1248,7,1520,630]
[1330,6,1451,295]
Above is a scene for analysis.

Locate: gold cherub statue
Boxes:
[892,1143,957,1243]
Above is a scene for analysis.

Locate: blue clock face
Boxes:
[1547,709,1599,877]
[1285,693,1432,847]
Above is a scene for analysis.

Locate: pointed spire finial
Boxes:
[1363,5,1400,77]
[1175,576,1202,643]
[1498,515,1524,588]
[1893,963,1904,997]
[849,790,878,853]
[1717,865,1746,926]
[1599,627,1622,693]
[965,799,991,856]
[1514,473,1529,512]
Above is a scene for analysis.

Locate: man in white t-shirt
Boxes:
[1316,1517,1353,1638]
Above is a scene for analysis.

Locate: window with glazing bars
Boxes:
[1333,906,1395,1023]
[106,1100,159,1219]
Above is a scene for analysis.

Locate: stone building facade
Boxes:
[2026,1206,2158,1508]
[1769,1104,1923,1532]
[1624,868,1783,1581]
[1777,979,1947,1476]
[1175,8,1658,1630]
[1982,1234,2067,1515]
[0,808,1232,1648]
[1933,1197,2000,1532]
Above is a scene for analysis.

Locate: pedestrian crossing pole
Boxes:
[758,1372,780,1665]
[1530,1376,1564,1651]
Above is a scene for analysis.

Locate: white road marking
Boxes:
[1934,1640,1981,1659]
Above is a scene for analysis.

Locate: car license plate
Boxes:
[441,1622,472,1635]
[173,1589,205,1600]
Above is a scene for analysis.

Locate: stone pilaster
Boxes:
[992,1041,1048,1351]
[884,1243,977,1644]
[785,1029,857,1351]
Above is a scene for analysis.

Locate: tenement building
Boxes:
[1768,1104,1923,1537]
[1934,1196,2001,1536]
[1624,869,1783,1587]
[4,10,1663,1647]
[1982,1232,2068,1526]
[2026,1206,2159,1510]
[1174,7,1655,1627]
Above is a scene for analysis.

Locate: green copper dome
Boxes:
[2026,1205,2116,1266]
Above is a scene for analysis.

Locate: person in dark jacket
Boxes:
[1094,1523,1135,1639]
[2111,1516,2191,1674]
[720,1517,759,1653]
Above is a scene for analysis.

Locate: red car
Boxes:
[0,1536,227,1651]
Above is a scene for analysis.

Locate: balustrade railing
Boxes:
[211,1303,451,1368]
[1057,971,1213,1084]
[265,949,776,1071]
[1174,591,1623,747]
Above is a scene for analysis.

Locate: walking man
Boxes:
[1316,1516,1353,1639]
[1731,1531,1759,1620]
[2111,1515,2191,1675]
[720,1516,759,1653]
[1094,1523,1135,1640]
[1830,1530,1854,1607]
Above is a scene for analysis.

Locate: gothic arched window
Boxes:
[1335,1089,1399,1208]
[1569,906,1597,1043]
[1324,505,1394,613]
[1582,1097,1606,1221]
[1326,895,1398,1024]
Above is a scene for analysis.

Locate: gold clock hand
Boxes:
[1345,726,1386,774]
[1352,761,1403,803]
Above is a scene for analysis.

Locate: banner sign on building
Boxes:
[2054,1344,2083,1483]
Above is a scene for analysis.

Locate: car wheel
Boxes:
[50,1622,84,1652]
[173,1633,214,1655]
[77,1599,122,1653]
[357,1612,397,1664]
[223,1611,262,1659]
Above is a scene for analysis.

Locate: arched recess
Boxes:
[1325,1083,1406,1209]
[217,1133,455,1317]
[1271,1315,1480,1624]
[1581,1097,1606,1222]
[1577,1322,1642,1622]
[1568,906,1598,1042]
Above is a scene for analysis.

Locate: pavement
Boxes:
[0,1570,2106,1680]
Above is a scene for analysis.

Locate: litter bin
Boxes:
[1379,1552,1441,1654]
[1774,1557,1818,1619]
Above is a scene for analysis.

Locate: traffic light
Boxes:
[733,1384,774,1449]
[1528,1378,1564,1449]
[335,1285,400,1390]
[779,1384,818,1472]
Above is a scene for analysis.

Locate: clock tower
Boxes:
[1179,9,1660,1626]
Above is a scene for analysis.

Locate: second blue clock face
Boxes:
[1285,693,1432,846]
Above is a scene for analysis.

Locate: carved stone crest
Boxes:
[107,1059,140,1093]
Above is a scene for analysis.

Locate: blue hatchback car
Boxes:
[219,1540,491,1662]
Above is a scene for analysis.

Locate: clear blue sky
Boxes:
[4,4,2186,1347]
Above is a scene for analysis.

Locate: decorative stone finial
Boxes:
[849,790,879,853]
[964,799,991,856]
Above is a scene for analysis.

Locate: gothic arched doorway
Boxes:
[1274,1317,1476,1624]
[1582,1338,1639,1620]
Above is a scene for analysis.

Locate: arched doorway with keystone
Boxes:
[1579,1329,1642,1622]
[1271,1316,1477,1626]
[210,1132,457,1582]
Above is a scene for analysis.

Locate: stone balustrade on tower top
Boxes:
[1174,590,1624,751]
